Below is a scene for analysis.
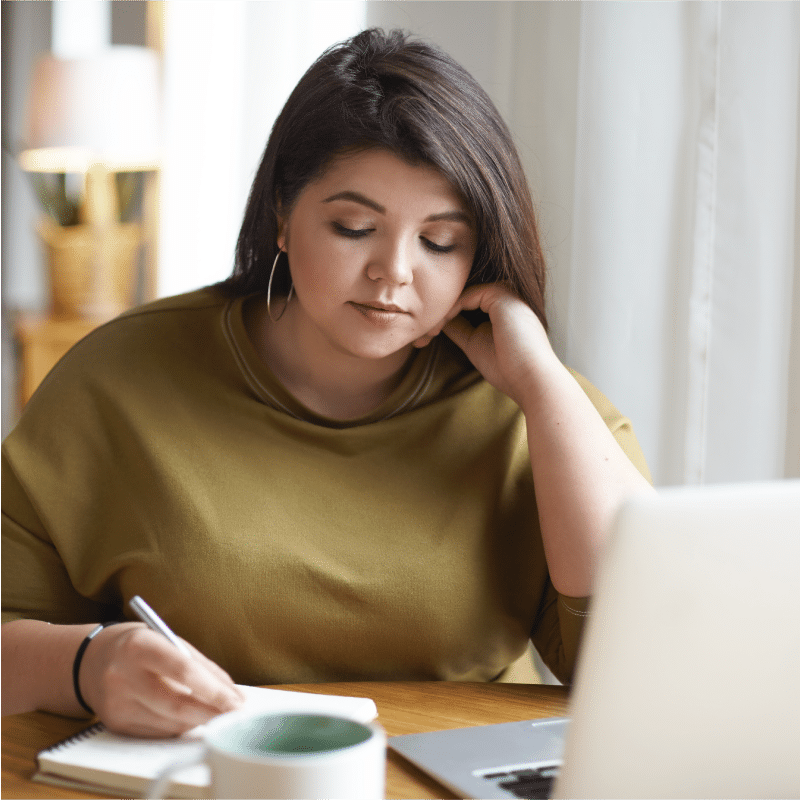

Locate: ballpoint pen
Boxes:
[129,595,192,657]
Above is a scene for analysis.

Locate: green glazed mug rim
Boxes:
[206,712,376,761]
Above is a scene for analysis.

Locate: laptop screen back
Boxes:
[554,480,800,799]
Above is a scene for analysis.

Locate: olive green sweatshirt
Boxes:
[2,288,650,685]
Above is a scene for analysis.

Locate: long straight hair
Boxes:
[223,28,548,330]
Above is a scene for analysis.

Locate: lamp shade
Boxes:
[21,46,160,172]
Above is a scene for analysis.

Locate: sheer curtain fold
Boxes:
[536,1,799,485]
[704,3,799,484]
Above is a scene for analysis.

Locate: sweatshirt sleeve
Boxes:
[528,581,590,685]
[2,448,117,625]
[528,370,652,683]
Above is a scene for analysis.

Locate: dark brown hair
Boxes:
[223,28,548,329]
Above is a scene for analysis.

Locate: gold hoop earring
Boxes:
[266,250,294,323]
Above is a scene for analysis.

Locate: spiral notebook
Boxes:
[33,684,378,798]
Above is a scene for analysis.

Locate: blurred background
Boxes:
[3,0,799,487]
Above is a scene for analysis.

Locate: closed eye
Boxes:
[422,237,457,254]
[332,222,372,238]
[333,223,457,253]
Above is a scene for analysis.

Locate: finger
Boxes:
[456,283,522,319]
[190,659,244,709]
[100,669,220,737]
[184,642,244,697]
[455,283,503,312]
[142,674,226,729]
[159,674,195,696]
[134,633,244,713]
[442,314,480,350]
[159,651,244,714]
[106,694,212,738]
[443,316,497,374]
[132,668,230,730]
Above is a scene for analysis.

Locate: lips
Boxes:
[348,300,411,325]
[350,301,409,314]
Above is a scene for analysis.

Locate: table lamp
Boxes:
[19,46,160,320]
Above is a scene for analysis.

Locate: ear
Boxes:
[275,196,288,251]
[275,213,287,252]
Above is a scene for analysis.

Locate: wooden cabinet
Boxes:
[14,314,100,407]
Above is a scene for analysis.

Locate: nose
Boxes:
[366,238,414,286]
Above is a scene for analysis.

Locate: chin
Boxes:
[335,333,415,362]
[351,343,413,362]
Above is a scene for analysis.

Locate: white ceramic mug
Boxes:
[147,713,386,799]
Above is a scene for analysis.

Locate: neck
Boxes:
[246,296,415,420]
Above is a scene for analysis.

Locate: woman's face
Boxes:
[276,148,477,362]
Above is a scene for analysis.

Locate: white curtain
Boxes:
[562,1,800,486]
[158,1,800,487]
[157,1,366,297]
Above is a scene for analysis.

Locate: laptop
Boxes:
[390,479,800,799]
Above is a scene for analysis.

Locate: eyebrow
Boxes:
[322,191,472,225]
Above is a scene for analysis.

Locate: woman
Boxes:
[2,29,653,737]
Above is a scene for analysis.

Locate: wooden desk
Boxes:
[2,681,570,799]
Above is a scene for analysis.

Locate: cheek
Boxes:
[429,262,471,302]
[416,268,469,323]
[288,236,345,295]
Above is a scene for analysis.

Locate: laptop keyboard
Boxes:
[482,765,560,799]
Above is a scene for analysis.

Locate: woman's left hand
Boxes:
[425,284,558,408]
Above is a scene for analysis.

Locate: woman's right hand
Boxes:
[79,622,245,737]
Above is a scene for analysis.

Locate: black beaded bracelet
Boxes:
[72,621,121,715]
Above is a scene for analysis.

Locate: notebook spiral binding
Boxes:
[44,722,106,753]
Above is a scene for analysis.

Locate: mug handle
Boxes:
[147,751,207,799]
